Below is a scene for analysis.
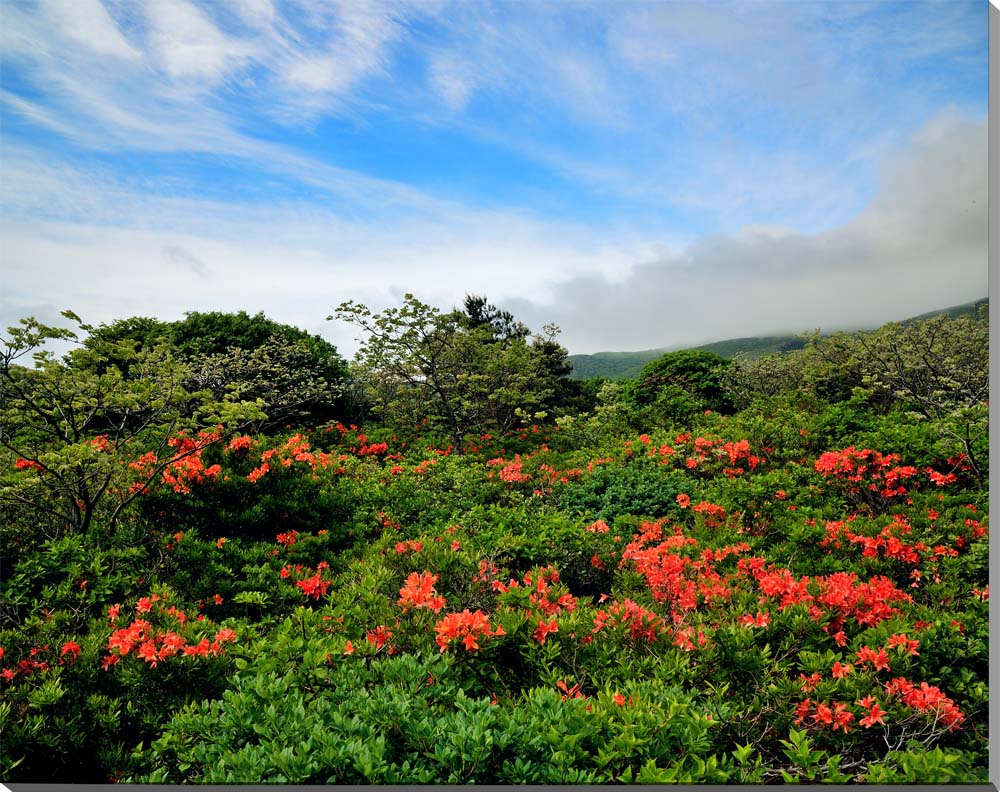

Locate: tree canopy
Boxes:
[86,311,349,429]
[331,294,571,451]
[631,349,734,422]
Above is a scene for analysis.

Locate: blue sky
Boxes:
[0,0,989,355]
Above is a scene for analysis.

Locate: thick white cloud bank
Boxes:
[506,113,988,353]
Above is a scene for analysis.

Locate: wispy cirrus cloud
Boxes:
[144,0,257,85]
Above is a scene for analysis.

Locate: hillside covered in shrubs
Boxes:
[0,297,989,783]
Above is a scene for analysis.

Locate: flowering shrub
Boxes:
[814,446,920,511]
[0,374,988,783]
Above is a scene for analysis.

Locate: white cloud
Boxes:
[547,50,625,128]
[229,0,276,29]
[278,2,400,102]
[503,112,988,353]
[0,214,641,357]
[145,0,255,84]
[428,54,475,111]
[41,0,143,61]
[1,113,984,359]
[0,147,646,357]
[162,244,210,277]
[0,1,986,361]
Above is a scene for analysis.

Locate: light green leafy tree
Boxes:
[723,309,989,479]
[87,311,349,428]
[330,294,564,451]
[852,310,989,480]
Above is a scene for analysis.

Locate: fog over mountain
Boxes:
[504,113,987,354]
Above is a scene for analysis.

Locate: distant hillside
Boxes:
[691,335,807,360]
[901,297,988,325]
[567,297,988,380]
[566,336,805,381]
[563,348,672,381]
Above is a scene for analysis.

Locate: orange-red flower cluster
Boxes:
[276,530,299,547]
[821,515,930,565]
[885,677,965,731]
[397,571,447,613]
[247,434,345,482]
[533,619,558,644]
[160,430,223,494]
[433,610,505,652]
[0,644,58,682]
[226,435,255,454]
[296,572,330,600]
[105,610,236,669]
[926,468,957,487]
[395,539,424,555]
[747,565,912,629]
[814,446,919,499]
[492,566,578,619]
[856,695,887,728]
[592,598,666,645]
[856,645,891,672]
[556,679,584,700]
[618,521,730,611]
[486,455,531,484]
[738,611,770,628]
[886,633,920,655]
[691,501,727,528]
[794,699,854,732]
[279,562,331,600]
[366,625,393,649]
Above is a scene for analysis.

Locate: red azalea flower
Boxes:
[533,619,558,645]
[60,641,81,662]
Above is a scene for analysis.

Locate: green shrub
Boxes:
[557,461,691,522]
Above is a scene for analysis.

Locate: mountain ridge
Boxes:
[567,297,988,381]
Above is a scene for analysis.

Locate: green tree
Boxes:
[462,294,577,416]
[723,310,989,479]
[331,294,564,451]
[172,311,348,426]
[0,313,262,536]
[170,310,310,357]
[633,350,734,422]
[86,311,349,428]
[852,310,989,480]
[461,294,529,343]
[84,316,173,351]
[184,336,344,431]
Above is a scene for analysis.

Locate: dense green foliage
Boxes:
[724,305,989,483]
[0,299,989,784]
[0,313,263,536]
[87,310,349,429]
[633,350,734,422]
